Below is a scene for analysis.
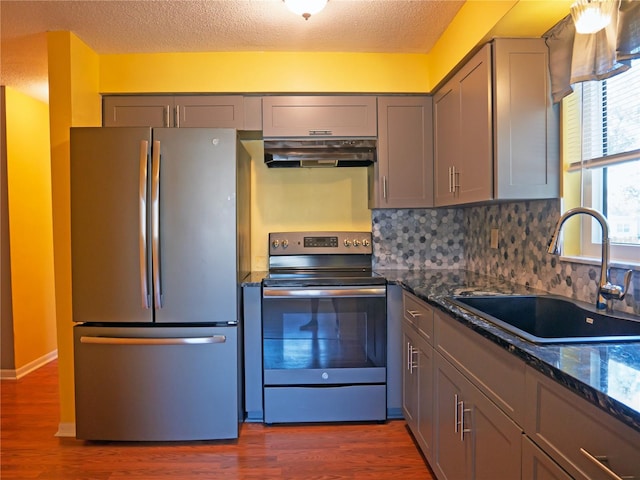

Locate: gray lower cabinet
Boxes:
[525,366,640,480]
[242,284,263,422]
[404,294,640,480]
[523,436,573,480]
[103,95,261,129]
[434,352,522,480]
[369,96,433,208]
[402,321,434,460]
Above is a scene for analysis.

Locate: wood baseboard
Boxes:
[0,350,57,380]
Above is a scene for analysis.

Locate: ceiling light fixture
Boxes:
[283,0,328,20]
[570,0,618,34]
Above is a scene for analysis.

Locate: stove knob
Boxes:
[282,239,289,249]
[353,239,361,247]
[343,239,352,247]
[272,239,280,248]
[362,239,370,247]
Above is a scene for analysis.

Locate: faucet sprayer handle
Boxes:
[620,269,633,300]
[600,269,633,301]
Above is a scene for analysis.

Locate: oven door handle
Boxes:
[263,286,386,298]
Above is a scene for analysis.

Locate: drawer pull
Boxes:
[407,310,422,318]
[579,448,634,480]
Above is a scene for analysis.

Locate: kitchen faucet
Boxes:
[547,207,633,312]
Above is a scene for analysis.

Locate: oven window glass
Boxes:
[263,296,386,371]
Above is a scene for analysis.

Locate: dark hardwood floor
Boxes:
[1,360,434,479]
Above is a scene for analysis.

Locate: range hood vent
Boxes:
[264,139,377,168]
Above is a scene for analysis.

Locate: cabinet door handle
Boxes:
[406,310,422,319]
[579,448,634,480]
[383,175,388,200]
[175,105,180,128]
[410,347,418,373]
[453,166,460,193]
[448,167,453,193]
[460,403,472,441]
[164,105,170,128]
[406,342,412,371]
[454,394,460,433]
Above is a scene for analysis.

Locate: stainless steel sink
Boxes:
[448,295,640,344]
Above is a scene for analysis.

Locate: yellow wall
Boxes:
[101,52,432,94]
[244,140,372,270]
[47,31,101,429]
[4,87,57,369]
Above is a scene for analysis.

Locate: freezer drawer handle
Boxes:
[80,335,227,346]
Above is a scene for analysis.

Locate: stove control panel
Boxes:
[269,231,373,255]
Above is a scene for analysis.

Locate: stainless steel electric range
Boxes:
[261,231,387,424]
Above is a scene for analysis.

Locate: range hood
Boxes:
[264,139,377,168]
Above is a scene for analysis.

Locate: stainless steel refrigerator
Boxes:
[70,127,250,441]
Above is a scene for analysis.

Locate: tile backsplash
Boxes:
[372,199,639,315]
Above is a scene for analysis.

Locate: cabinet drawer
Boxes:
[434,310,525,425]
[402,291,434,344]
[525,366,640,480]
[262,96,377,138]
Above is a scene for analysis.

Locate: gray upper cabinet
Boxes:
[434,45,492,207]
[261,95,377,138]
[103,95,257,129]
[370,96,434,209]
[433,38,559,207]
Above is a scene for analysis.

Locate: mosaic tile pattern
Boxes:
[372,199,638,315]
[464,199,638,315]
[371,208,465,269]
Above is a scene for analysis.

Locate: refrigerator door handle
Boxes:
[139,140,151,309]
[151,140,163,308]
[80,335,227,345]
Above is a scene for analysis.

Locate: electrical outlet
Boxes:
[490,228,499,249]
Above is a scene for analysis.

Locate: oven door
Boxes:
[262,285,387,423]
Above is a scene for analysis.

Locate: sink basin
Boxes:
[448,295,640,344]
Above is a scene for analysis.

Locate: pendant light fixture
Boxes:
[570,0,618,34]
[283,0,328,20]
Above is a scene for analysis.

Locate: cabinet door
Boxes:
[243,285,263,421]
[103,95,174,127]
[434,354,470,480]
[262,96,377,137]
[523,436,573,480]
[457,44,492,205]
[176,95,245,128]
[402,327,419,431]
[371,96,433,208]
[433,82,459,207]
[416,334,434,462]
[493,39,559,200]
[469,373,522,479]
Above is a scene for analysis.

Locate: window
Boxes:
[563,59,640,265]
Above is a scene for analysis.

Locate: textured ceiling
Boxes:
[0,0,465,102]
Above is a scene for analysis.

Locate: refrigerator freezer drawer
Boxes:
[74,325,239,441]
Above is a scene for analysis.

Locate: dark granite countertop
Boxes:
[380,268,640,434]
